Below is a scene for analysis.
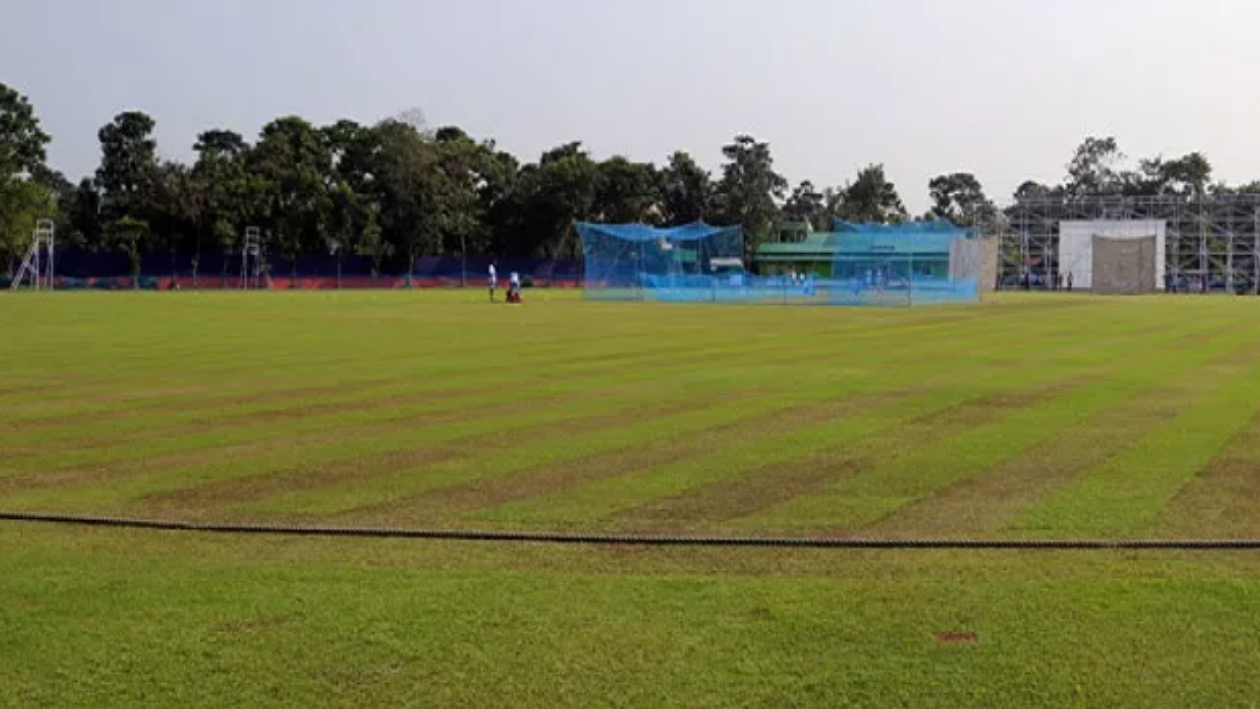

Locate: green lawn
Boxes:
[3,290,1260,707]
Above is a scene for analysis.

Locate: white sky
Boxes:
[4,0,1260,211]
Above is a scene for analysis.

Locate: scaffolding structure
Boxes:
[986,195,1260,294]
[241,227,263,290]
[10,219,56,291]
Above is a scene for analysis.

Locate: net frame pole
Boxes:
[43,220,55,290]
[909,245,915,306]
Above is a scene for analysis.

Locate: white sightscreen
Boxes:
[1059,220,1166,291]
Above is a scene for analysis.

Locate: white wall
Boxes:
[1059,220,1166,291]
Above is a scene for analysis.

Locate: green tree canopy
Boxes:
[712,135,787,258]
[659,151,711,226]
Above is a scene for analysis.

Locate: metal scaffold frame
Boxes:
[10,219,56,291]
[985,194,1260,294]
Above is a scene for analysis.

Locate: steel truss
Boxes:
[985,195,1260,294]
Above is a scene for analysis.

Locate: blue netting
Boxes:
[577,221,750,302]
[826,220,981,306]
[577,220,984,306]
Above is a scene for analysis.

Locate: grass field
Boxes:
[4,291,1260,707]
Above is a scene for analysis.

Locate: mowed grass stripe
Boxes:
[607,317,1248,535]
[740,318,1259,534]
[867,389,1184,538]
[0,326,1012,473]
[0,290,999,393]
[131,399,709,519]
[1,338,853,475]
[243,301,1195,521]
[1013,334,1260,537]
[458,314,1221,530]
[867,327,1260,538]
[0,297,1082,450]
[1153,409,1260,539]
[0,377,783,511]
[336,393,911,527]
[0,292,1138,413]
[2,295,1137,505]
[608,390,1053,534]
[340,307,1178,528]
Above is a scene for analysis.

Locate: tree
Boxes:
[146,161,199,280]
[324,181,357,288]
[250,116,333,285]
[193,129,251,285]
[66,179,103,251]
[0,179,54,273]
[928,172,995,226]
[593,156,659,224]
[1135,152,1213,197]
[1013,180,1058,202]
[783,180,826,230]
[433,127,494,284]
[513,142,599,258]
[96,111,158,223]
[356,201,391,286]
[0,83,50,179]
[373,118,444,280]
[836,165,905,224]
[659,151,711,225]
[477,146,521,257]
[1064,136,1124,196]
[712,135,787,260]
[0,83,53,271]
[107,214,149,283]
[1211,180,1260,197]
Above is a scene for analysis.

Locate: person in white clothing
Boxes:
[488,262,498,301]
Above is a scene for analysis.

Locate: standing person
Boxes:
[1066,272,1074,292]
[488,261,498,302]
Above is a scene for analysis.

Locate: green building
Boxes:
[754,220,992,287]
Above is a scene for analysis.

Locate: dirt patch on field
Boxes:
[934,632,978,645]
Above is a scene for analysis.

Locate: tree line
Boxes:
[2,82,1257,278]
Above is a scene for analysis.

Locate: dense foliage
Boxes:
[2,81,1254,274]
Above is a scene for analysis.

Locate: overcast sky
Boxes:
[4,0,1260,211]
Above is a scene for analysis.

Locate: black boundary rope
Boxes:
[3,511,1260,549]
